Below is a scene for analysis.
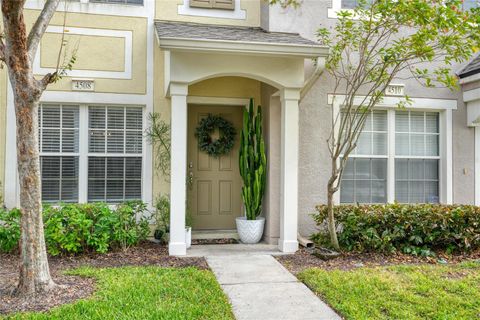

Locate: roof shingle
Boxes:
[458,53,480,78]
[154,21,320,47]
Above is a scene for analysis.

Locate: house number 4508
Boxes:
[72,79,95,92]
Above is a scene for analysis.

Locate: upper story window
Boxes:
[190,0,235,10]
[88,0,143,5]
[341,0,372,9]
[463,0,479,10]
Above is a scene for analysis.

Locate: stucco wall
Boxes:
[25,9,148,94]
[263,0,475,236]
[156,0,260,27]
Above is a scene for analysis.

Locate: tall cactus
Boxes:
[239,98,267,220]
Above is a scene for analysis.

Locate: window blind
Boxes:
[88,106,143,203]
[395,111,439,203]
[39,105,80,203]
[340,111,388,204]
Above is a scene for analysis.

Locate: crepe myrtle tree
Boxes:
[0,0,76,295]
[315,0,480,250]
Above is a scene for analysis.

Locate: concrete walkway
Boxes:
[206,253,341,320]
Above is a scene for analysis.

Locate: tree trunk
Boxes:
[327,157,340,251]
[14,98,56,295]
[1,0,61,296]
[327,181,340,251]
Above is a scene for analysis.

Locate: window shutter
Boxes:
[213,0,234,10]
[190,0,213,8]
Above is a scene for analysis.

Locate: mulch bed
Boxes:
[276,247,480,275]
[0,241,208,315]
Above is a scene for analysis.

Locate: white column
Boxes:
[440,109,453,204]
[476,126,480,206]
[278,88,300,253]
[168,82,188,256]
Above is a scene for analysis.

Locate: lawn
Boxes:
[3,266,234,320]
[299,261,480,320]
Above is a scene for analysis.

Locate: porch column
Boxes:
[169,82,188,256]
[278,88,300,253]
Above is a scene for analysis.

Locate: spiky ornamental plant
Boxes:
[239,99,267,221]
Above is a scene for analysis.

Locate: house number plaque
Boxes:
[385,84,405,97]
[72,79,95,92]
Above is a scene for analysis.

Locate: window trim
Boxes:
[40,103,146,204]
[330,95,454,205]
[328,0,354,19]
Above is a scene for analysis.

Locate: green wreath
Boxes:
[195,114,236,157]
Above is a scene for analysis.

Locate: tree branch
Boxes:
[27,0,60,63]
[37,72,58,91]
[0,39,5,63]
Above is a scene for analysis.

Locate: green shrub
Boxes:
[313,204,480,256]
[0,201,150,255]
[0,208,20,253]
[112,201,150,250]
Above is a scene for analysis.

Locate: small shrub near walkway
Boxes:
[299,262,480,320]
[313,204,480,256]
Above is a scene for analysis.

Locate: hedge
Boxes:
[313,204,480,256]
[0,201,150,255]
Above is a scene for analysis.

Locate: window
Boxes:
[339,110,441,204]
[190,0,234,10]
[395,111,439,203]
[38,104,143,204]
[89,0,143,5]
[341,0,372,9]
[39,105,80,203]
[340,111,388,203]
[88,106,143,203]
[463,0,479,10]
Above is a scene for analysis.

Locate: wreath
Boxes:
[195,114,236,157]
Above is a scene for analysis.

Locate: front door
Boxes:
[187,104,243,230]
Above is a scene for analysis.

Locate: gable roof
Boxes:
[154,21,319,46]
[458,53,480,79]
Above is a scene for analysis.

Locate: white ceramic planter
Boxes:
[236,216,265,244]
[185,227,192,249]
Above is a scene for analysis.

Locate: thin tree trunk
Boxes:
[327,158,340,251]
[327,184,340,251]
[14,99,56,295]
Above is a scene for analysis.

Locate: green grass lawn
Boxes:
[4,266,234,320]
[299,261,480,320]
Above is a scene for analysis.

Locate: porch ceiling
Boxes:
[154,21,328,58]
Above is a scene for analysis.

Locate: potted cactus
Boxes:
[236,98,267,244]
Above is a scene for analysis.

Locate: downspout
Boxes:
[300,57,326,102]
[297,57,326,248]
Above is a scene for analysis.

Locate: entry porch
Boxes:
[154,21,328,255]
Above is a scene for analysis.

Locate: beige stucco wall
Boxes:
[156,0,260,27]
[25,9,148,94]
[0,68,6,203]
